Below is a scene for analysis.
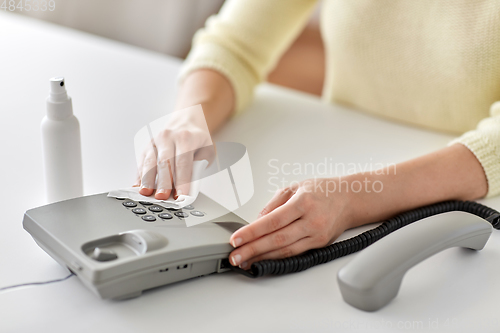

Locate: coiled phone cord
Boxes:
[229,200,500,278]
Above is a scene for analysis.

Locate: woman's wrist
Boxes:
[175,69,235,134]
[334,173,391,229]
[338,143,489,230]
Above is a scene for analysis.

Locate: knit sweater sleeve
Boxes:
[178,0,318,113]
[450,102,500,198]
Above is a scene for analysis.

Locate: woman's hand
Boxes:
[228,144,489,269]
[136,69,235,199]
[135,106,214,200]
[228,178,355,269]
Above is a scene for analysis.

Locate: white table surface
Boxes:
[1,12,500,333]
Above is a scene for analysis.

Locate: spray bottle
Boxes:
[41,77,83,203]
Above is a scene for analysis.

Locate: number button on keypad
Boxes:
[142,215,156,222]
[174,212,189,218]
[190,210,205,217]
[159,213,173,219]
[132,208,146,215]
[149,206,163,213]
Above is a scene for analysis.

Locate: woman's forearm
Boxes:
[345,143,489,228]
[175,69,235,134]
[226,137,489,267]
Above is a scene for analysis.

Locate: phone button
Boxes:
[149,206,163,213]
[174,212,189,218]
[159,213,173,219]
[142,215,156,222]
[190,211,205,217]
[132,208,146,215]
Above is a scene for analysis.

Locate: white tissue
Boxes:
[107,159,209,209]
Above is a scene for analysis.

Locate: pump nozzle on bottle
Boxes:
[48,77,68,102]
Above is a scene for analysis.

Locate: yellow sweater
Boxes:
[179,0,500,197]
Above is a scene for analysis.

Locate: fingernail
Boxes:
[240,262,248,269]
[231,238,242,248]
[156,189,166,193]
[231,254,241,266]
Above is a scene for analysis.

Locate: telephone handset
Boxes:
[337,211,493,311]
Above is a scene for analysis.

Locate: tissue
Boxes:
[108,159,209,209]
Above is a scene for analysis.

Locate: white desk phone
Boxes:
[23,191,247,300]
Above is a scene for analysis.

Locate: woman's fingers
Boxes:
[194,145,216,165]
[257,187,296,218]
[154,142,175,200]
[139,148,157,196]
[240,237,312,269]
[154,161,173,199]
[136,125,212,198]
[229,219,308,267]
[173,134,195,197]
[133,148,147,187]
[229,192,303,248]
[133,171,141,187]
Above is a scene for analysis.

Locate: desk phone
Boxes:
[23,192,247,300]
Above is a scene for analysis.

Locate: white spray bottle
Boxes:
[41,77,83,203]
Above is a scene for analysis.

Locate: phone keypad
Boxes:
[118,198,205,222]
